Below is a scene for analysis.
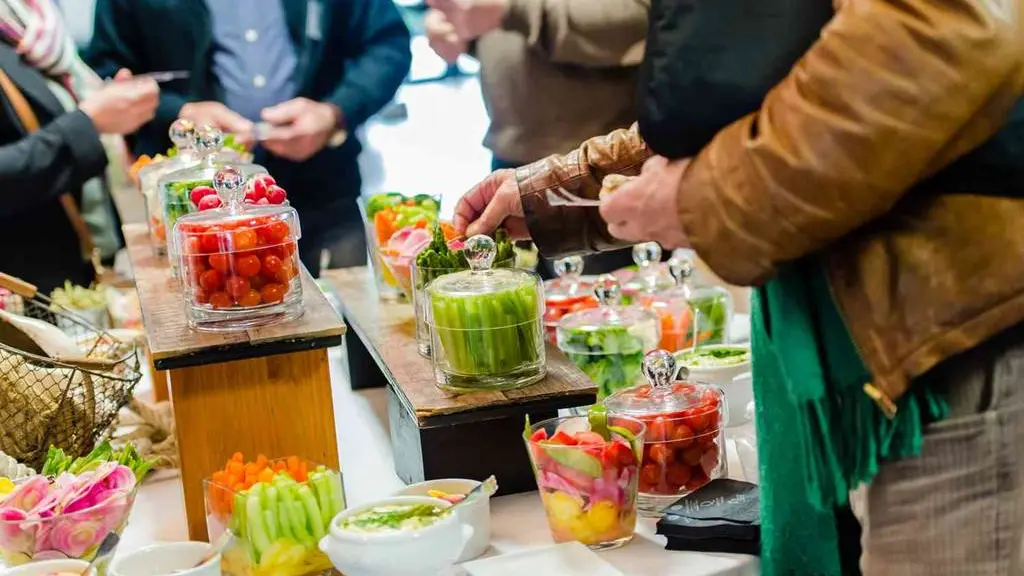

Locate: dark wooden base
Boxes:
[388,385,569,495]
[345,318,387,390]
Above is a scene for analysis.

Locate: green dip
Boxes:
[339,504,447,533]
[678,347,750,369]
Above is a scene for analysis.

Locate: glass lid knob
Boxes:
[594,274,622,306]
[632,242,662,269]
[195,124,224,158]
[553,256,584,279]
[668,254,694,286]
[168,119,196,150]
[464,234,496,271]
[213,166,245,211]
[642,349,678,390]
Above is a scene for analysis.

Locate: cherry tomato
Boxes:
[209,291,233,309]
[647,417,669,442]
[208,253,231,274]
[249,274,267,291]
[185,236,202,255]
[234,254,262,277]
[681,446,704,466]
[231,229,259,251]
[200,229,225,254]
[193,288,210,304]
[198,269,224,292]
[666,463,693,488]
[261,246,285,260]
[225,276,251,300]
[283,241,297,256]
[264,220,290,244]
[259,283,286,304]
[274,260,296,284]
[261,254,283,277]
[686,470,710,491]
[237,289,262,307]
[669,423,695,449]
[648,443,673,465]
[640,463,662,485]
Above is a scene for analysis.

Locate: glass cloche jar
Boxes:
[159,125,268,276]
[426,235,546,392]
[173,166,303,332]
[638,252,734,349]
[556,274,660,400]
[542,256,598,345]
[604,350,728,516]
[618,243,675,304]
[138,119,201,256]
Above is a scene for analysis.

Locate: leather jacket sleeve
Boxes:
[675,0,1024,286]
[516,123,651,257]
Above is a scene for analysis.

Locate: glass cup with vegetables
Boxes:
[204,453,346,576]
[50,281,110,332]
[556,275,660,401]
[358,193,441,301]
[426,235,545,392]
[605,350,728,516]
[412,226,516,357]
[524,409,644,550]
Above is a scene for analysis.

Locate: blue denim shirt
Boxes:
[203,0,297,121]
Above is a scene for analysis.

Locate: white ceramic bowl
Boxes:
[677,344,753,427]
[109,542,220,576]
[320,496,473,576]
[4,559,90,576]
[394,478,491,562]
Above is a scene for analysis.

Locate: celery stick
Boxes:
[310,473,333,531]
[264,510,279,541]
[245,489,271,561]
[288,501,315,546]
[297,484,326,540]
[231,492,246,536]
[276,501,295,541]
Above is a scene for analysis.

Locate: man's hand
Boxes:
[79,69,159,135]
[599,156,691,248]
[179,101,253,139]
[427,0,508,41]
[425,9,468,63]
[260,98,338,162]
[454,168,530,239]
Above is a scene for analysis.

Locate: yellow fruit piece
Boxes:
[0,477,14,495]
[427,489,449,499]
[586,500,620,534]
[544,491,584,524]
[569,516,598,545]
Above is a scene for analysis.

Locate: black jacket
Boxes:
[85,0,412,208]
[0,43,103,293]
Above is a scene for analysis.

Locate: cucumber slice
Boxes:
[609,425,643,462]
[543,445,603,478]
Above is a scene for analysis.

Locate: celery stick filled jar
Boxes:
[426,235,546,392]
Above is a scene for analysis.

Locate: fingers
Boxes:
[641,155,668,174]
[598,178,638,225]
[114,68,133,80]
[453,179,495,234]
[466,179,518,237]
[261,98,307,125]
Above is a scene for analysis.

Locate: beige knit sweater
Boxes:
[475,0,650,165]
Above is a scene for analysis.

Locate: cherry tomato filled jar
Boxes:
[604,350,727,517]
[543,256,598,345]
[173,166,303,332]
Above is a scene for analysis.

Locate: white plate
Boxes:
[461,542,624,576]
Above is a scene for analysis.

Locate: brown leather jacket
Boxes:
[517,0,1024,403]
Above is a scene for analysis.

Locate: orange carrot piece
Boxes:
[228,461,244,475]
[286,456,300,472]
[255,454,268,468]
[231,452,244,463]
[258,468,275,484]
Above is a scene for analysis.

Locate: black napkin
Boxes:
[656,479,761,555]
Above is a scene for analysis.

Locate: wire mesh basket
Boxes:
[0,272,143,471]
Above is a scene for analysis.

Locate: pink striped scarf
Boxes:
[0,0,99,100]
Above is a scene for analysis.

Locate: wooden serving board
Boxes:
[123,224,345,369]
[323,267,597,494]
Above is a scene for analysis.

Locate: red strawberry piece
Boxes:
[266,185,287,204]
[198,195,222,211]
[189,185,216,206]
[548,430,578,446]
[256,198,270,205]
[573,431,605,445]
[602,440,636,468]
[529,428,548,443]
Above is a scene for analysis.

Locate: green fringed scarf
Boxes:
[752,260,949,575]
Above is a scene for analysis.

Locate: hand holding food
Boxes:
[80,69,159,135]
[454,169,529,239]
[179,101,255,138]
[599,156,691,248]
[260,98,339,162]
[425,9,467,63]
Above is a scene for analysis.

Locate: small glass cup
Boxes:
[204,457,345,576]
[524,414,645,551]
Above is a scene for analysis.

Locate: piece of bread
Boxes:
[600,174,634,197]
